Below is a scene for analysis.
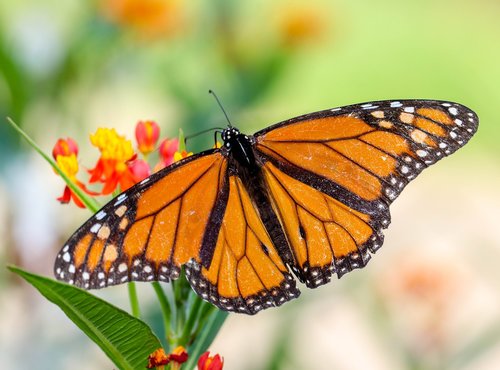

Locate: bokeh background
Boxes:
[1,0,499,369]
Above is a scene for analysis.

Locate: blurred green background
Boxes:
[1,0,499,369]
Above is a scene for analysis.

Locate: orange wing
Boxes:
[262,161,381,287]
[54,151,228,289]
[185,175,300,315]
[255,100,478,284]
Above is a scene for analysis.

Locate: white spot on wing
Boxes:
[63,252,71,263]
[90,223,101,234]
[114,193,128,206]
[96,210,107,220]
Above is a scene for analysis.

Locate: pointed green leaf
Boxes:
[9,266,161,370]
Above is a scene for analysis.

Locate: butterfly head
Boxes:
[221,127,240,142]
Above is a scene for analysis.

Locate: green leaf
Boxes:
[9,266,161,370]
[5,117,100,212]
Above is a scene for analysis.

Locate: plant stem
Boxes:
[184,309,228,370]
[6,117,100,212]
[179,294,203,346]
[151,282,172,347]
[128,282,141,318]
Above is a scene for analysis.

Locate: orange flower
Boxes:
[197,351,223,370]
[52,138,97,208]
[279,4,326,47]
[99,0,184,39]
[135,120,160,156]
[88,128,138,194]
[147,346,188,369]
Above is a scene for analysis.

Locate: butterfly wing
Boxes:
[255,100,478,286]
[54,150,229,288]
[185,175,300,315]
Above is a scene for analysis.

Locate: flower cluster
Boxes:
[147,346,223,370]
[52,120,179,208]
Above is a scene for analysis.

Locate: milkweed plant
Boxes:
[8,117,225,370]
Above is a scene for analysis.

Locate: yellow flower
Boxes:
[90,128,135,162]
[56,154,79,181]
[174,150,193,162]
[89,128,138,194]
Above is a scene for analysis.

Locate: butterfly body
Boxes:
[219,126,295,270]
[55,99,478,315]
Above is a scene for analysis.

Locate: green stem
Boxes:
[184,309,228,370]
[151,282,172,348]
[179,294,203,346]
[6,117,100,212]
[191,303,216,339]
[173,277,186,338]
[178,128,186,152]
[127,282,140,318]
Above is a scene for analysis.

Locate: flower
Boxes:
[197,351,223,370]
[52,138,97,208]
[135,120,160,156]
[153,137,179,172]
[128,159,151,182]
[88,128,138,194]
[99,0,185,39]
[147,346,188,369]
[278,4,326,47]
[173,150,193,163]
[377,251,468,357]
[52,137,78,158]
[147,348,169,368]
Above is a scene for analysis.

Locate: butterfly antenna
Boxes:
[209,89,232,127]
[185,127,224,144]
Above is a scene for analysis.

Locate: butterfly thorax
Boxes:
[222,127,258,174]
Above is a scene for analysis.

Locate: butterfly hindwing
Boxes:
[262,161,383,287]
[185,175,300,315]
[54,151,228,288]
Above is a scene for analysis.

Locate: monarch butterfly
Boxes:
[54,99,478,314]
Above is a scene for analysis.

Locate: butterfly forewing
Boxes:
[255,100,478,286]
[54,151,228,288]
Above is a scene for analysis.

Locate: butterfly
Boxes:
[54,99,478,314]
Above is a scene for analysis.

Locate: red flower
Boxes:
[52,137,78,158]
[197,351,223,370]
[135,120,160,156]
[88,128,139,194]
[129,158,151,182]
[147,346,188,369]
[154,137,179,172]
[52,138,97,208]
